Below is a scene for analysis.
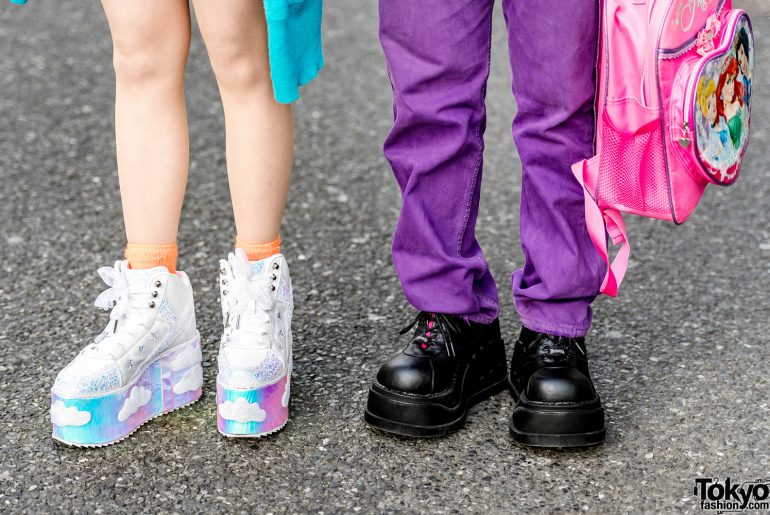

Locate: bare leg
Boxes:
[102,0,192,245]
[192,0,293,245]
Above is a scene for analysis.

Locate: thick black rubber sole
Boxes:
[365,375,508,438]
[508,380,606,448]
[509,425,606,448]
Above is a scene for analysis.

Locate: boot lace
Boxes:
[91,262,157,356]
[531,334,586,364]
[399,311,460,357]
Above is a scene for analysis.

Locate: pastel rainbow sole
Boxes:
[216,372,290,437]
[51,335,203,447]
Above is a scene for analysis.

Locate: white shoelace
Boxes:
[223,250,274,348]
[91,262,154,355]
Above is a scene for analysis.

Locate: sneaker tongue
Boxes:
[230,248,275,280]
[123,262,170,289]
[226,249,281,319]
[250,259,268,277]
[230,249,258,280]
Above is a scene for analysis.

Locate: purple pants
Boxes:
[380,0,605,337]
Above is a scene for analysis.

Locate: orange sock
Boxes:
[125,243,178,274]
[235,236,281,261]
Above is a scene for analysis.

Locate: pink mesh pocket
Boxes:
[596,120,672,219]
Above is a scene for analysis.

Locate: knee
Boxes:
[205,36,269,90]
[112,32,187,86]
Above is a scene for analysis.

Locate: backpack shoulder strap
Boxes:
[571,156,630,298]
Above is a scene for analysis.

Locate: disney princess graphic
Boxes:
[715,57,744,150]
[696,76,732,167]
[692,15,752,184]
[735,27,752,107]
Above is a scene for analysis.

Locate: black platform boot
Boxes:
[509,327,606,447]
[365,312,508,437]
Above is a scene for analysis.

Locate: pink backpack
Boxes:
[572,0,754,296]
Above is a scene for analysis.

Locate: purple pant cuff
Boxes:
[461,312,499,325]
[519,316,591,338]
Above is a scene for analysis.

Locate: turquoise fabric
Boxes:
[263,0,324,104]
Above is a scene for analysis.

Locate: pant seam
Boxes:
[454,1,496,315]
[472,287,497,305]
[463,312,496,324]
[595,246,606,294]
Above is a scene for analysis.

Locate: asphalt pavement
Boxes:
[0,1,768,513]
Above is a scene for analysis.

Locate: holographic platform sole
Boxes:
[51,335,203,447]
[216,370,290,437]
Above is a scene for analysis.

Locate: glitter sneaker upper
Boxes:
[53,261,197,397]
[217,250,293,389]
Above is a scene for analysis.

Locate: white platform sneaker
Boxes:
[51,261,203,446]
[216,249,293,437]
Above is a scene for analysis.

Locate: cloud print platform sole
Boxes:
[51,335,203,447]
[216,371,290,438]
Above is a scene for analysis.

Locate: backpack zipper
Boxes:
[660,0,728,59]
[642,0,667,107]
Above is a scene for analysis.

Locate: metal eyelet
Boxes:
[220,267,227,276]
[154,280,162,288]
[269,285,276,292]
[223,290,229,296]
[149,301,156,308]
[222,279,228,286]
[272,263,279,270]
[271,274,277,281]
[151,291,159,298]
